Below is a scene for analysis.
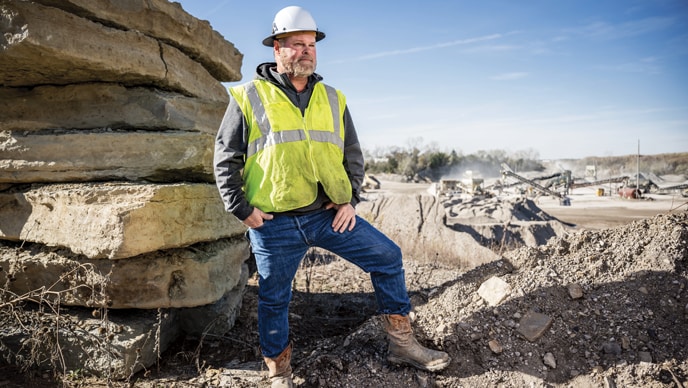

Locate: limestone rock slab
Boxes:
[0,237,249,308]
[0,0,227,103]
[0,130,215,183]
[0,183,246,259]
[32,0,243,82]
[0,304,181,379]
[0,84,226,134]
[178,262,249,336]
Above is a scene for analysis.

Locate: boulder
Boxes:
[178,262,250,336]
[0,0,252,380]
[0,84,226,134]
[0,304,181,379]
[0,183,246,259]
[0,237,249,309]
[0,0,228,103]
[32,0,243,82]
[0,129,215,183]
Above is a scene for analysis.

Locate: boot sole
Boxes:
[387,355,451,372]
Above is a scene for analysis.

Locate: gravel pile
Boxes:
[291,210,687,387]
[3,207,686,387]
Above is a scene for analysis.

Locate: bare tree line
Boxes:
[364,140,686,181]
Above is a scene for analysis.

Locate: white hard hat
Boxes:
[262,6,326,47]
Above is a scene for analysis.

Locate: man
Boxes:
[214,6,450,387]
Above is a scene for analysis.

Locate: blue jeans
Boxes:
[248,209,411,358]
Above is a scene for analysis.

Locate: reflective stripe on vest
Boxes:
[244,82,344,157]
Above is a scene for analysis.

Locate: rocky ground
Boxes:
[1,183,687,387]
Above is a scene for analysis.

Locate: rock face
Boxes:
[358,194,498,268]
[1,238,250,309]
[357,194,567,270]
[0,1,232,101]
[0,0,247,379]
[1,83,226,133]
[0,183,246,259]
[2,131,216,183]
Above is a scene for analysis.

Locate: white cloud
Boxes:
[490,72,529,81]
[595,57,662,75]
[335,33,508,63]
[567,17,676,41]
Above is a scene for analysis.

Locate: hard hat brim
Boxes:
[262,30,326,47]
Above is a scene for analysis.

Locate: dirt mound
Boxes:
[2,205,686,387]
[444,195,557,224]
[285,210,688,387]
[444,196,570,248]
[357,194,569,270]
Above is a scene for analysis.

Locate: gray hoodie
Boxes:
[213,62,365,221]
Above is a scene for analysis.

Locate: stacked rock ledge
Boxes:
[0,0,247,379]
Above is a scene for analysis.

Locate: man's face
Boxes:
[276,33,317,78]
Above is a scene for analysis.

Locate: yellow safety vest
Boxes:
[229,80,352,212]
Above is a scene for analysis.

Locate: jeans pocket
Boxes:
[249,219,270,230]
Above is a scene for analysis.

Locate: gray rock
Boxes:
[0,84,226,134]
[638,351,653,363]
[179,263,250,336]
[31,0,243,82]
[516,310,552,342]
[567,283,584,299]
[0,237,249,309]
[0,1,228,103]
[0,130,215,183]
[0,0,251,381]
[0,305,181,379]
[478,276,511,306]
[543,352,557,368]
[0,183,246,259]
[602,342,622,356]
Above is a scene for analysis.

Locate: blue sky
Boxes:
[175,1,688,160]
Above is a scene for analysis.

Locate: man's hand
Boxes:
[325,202,356,233]
[243,207,274,229]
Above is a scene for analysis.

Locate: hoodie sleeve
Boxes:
[342,106,365,207]
[213,96,254,221]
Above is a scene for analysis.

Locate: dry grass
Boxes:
[0,244,167,386]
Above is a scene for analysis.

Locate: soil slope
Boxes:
[2,192,687,388]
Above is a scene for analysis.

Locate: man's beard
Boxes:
[280,53,316,78]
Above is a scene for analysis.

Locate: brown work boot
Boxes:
[382,314,451,372]
[263,343,293,388]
